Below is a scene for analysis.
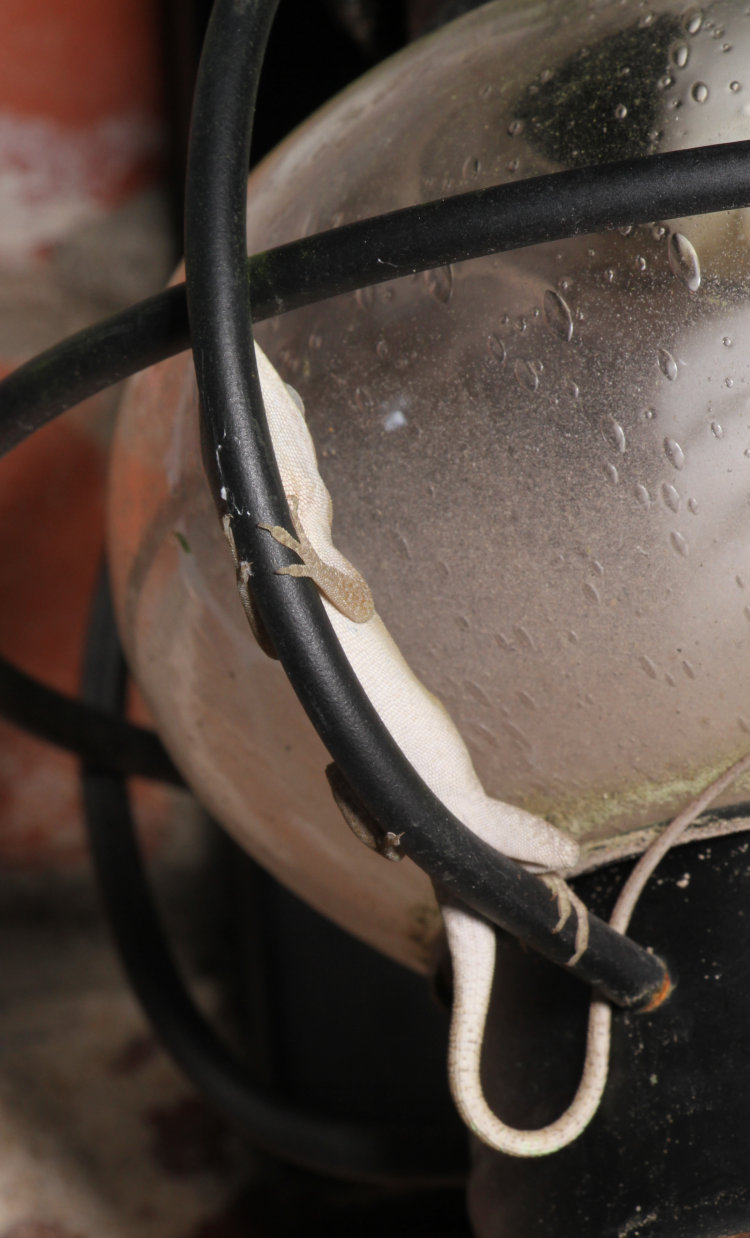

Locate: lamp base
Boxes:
[469,827,750,1236]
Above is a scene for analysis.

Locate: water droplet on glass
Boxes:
[712,421,724,438]
[614,103,628,119]
[308,332,322,350]
[514,358,539,392]
[652,223,667,240]
[376,337,389,359]
[668,232,701,291]
[619,224,633,236]
[507,118,525,137]
[737,575,745,589]
[356,286,375,310]
[688,497,699,514]
[602,415,627,453]
[662,482,681,512]
[683,8,702,36]
[604,268,615,283]
[658,347,678,380]
[423,265,453,304]
[543,289,574,341]
[462,155,482,179]
[635,484,651,507]
[605,462,619,484]
[726,377,734,388]
[671,531,689,557]
[744,447,750,458]
[514,316,527,333]
[568,379,580,400]
[355,386,373,414]
[503,720,532,751]
[664,437,686,469]
[691,81,709,103]
[670,41,690,68]
[730,80,742,93]
[658,74,675,90]
[583,581,600,604]
[507,158,520,174]
[682,659,697,679]
[382,409,407,432]
[464,679,491,706]
[514,624,536,651]
[636,255,647,271]
[644,406,656,421]
[640,655,659,680]
[487,333,506,365]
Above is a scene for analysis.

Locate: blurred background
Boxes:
[0,3,476,1235]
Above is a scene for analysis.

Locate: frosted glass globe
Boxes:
[109,0,750,970]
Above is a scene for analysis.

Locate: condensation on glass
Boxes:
[108,0,750,971]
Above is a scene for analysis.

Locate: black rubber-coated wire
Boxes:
[4,146,750,791]
[3,138,750,459]
[0,654,183,784]
[80,565,468,1183]
[6,0,748,1186]
[183,0,666,1009]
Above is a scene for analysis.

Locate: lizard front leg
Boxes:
[258,493,374,623]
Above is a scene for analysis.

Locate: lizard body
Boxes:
[225,345,750,1159]
[236,344,592,1156]
[250,346,578,874]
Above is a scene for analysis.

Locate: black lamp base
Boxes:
[469,828,750,1237]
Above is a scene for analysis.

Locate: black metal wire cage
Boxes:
[3,0,750,1190]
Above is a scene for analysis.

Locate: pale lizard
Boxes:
[224,344,750,1157]
[219,344,599,1156]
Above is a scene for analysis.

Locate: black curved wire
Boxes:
[183,0,665,1007]
[2,139,750,459]
[80,565,468,1183]
[4,150,749,793]
[0,653,183,784]
[11,0,749,1188]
